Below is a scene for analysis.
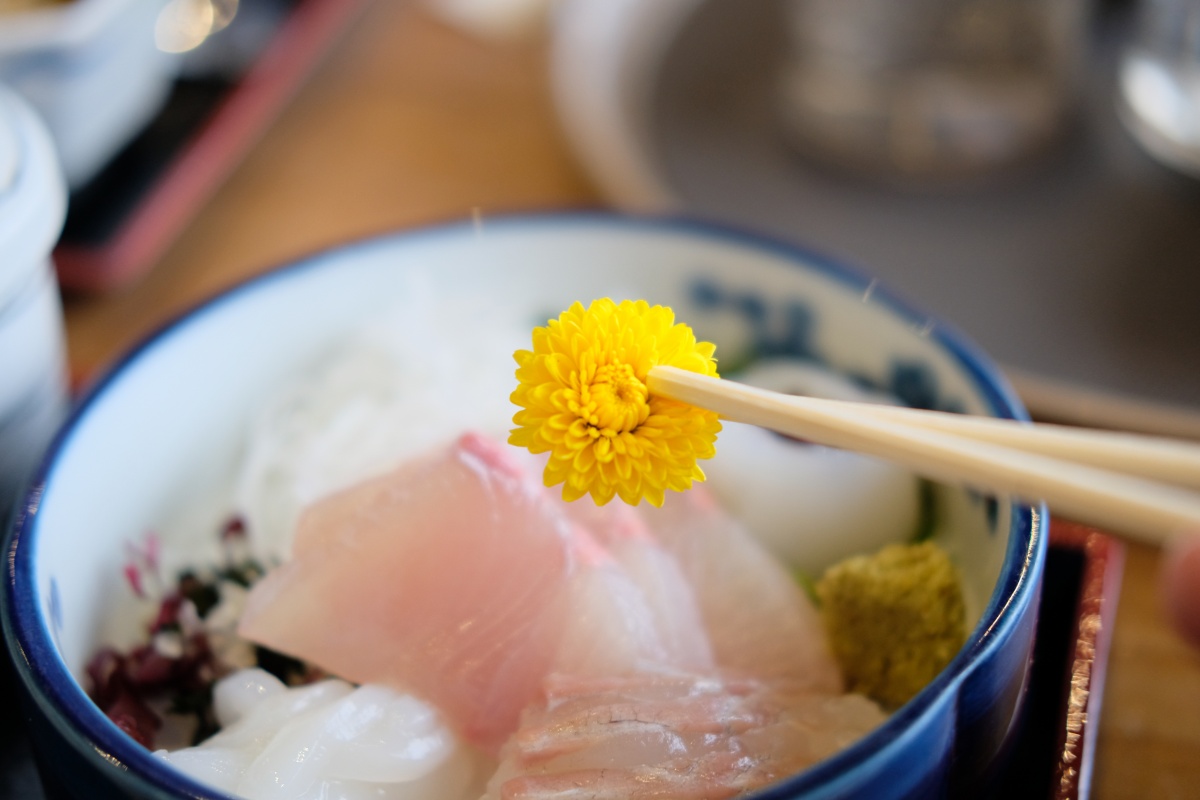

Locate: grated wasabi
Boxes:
[816,541,966,710]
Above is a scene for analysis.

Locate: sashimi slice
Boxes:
[238,433,713,753]
[238,433,582,751]
[640,489,843,693]
[483,672,886,800]
[160,671,480,800]
[158,676,355,793]
[237,684,464,798]
[559,500,714,674]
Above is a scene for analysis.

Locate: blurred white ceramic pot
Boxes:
[0,83,68,518]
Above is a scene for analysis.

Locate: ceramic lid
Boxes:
[0,83,66,304]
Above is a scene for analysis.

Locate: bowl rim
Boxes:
[2,210,1047,799]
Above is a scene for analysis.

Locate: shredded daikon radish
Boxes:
[233,277,529,557]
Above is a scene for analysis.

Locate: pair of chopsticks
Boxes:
[648,366,1200,546]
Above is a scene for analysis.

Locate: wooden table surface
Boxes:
[60,3,1200,798]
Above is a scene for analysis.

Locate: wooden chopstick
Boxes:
[647,365,1200,546]
[828,400,1200,490]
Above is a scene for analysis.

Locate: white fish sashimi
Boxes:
[237,433,580,752]
[225,429,875,800]
[641,489,843,693]
[482,488,884,800]
[238,433,715,754]
[483,673,886,800]
[558,501,714,674]
[550,549,709,679]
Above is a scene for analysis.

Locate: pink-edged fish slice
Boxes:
[238,432,584,753]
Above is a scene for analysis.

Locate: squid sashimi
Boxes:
[483,672,886,800]
[160,669,480,800]
[641,489,843,693]
[238,433,711,753]
[160,673,353,793]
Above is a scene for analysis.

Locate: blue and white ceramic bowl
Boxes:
[2,214,1045,799]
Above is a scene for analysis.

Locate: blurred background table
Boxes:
[43,2,1200,799]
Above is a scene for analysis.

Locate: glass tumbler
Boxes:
[778,0,1086,182]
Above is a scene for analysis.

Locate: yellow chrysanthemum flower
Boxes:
[509,298,721,507]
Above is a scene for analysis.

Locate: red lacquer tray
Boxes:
[52,0,369,292]
[995,519,1124,800]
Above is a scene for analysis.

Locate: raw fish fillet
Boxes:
[483,492,870,798]
[550,549,712,678]
[238,433,712,753]
[640,489,843,693]
[238,433,580,752]
[560,500,715,674]
[239,431,865,796]
[483,672,886,800]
